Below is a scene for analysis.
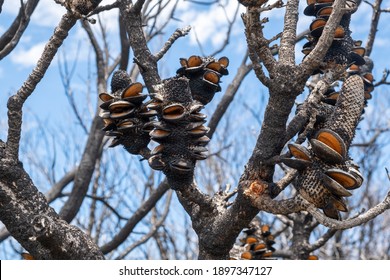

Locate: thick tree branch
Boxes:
[0,141,104,259]
[279,0,299,64]
[300,0,347,75]
[6,12,77,161]
[118,0,160,91]
[285,75,333,142]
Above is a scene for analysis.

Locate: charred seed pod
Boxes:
[98,70,154,155]
[147,77,213,185]
[324,75,365,148]
[66,0,102,16]
[348,56,375,102]
[284,75,365,219]
[232,224,276,260]
[176,55,229,105]
[303,0,366,73]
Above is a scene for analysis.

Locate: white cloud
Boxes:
[177,2,245,48]
[2,0,21,15]
[30,0,65,27]
[10,42,46,68]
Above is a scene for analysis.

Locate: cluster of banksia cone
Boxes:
[147,56,229,176]
[280,1,375,219]
[236,224,276,260]
[303,0,375,104]
[99,56,229,180]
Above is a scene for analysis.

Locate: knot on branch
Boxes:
[31,215,54,241]
[244,180,267,199]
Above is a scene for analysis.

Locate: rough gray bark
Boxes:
[0,140,104,259]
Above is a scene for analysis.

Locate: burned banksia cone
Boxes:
[302,0,365,72]
[348,56,375,102]
[65,0,102,16]
[282,74,365,220]
[99,70,154,155]
[147,77,211,184]
[236,224,276,260]
[177,55,229,105]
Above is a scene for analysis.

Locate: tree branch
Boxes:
[0,0,40,60]
[118,0,160,91]
[115,190,173,259]
[306,191,390,229]
[154,26,191,61]
[100,179,170,254]
[6,12,77,161]
[0,141,104,259]
[365,0,383,56]
[58,17,107,223]
[306,228,338,252]
[207,52,252,138]
[300,0,347,75]
[279,0,299,64]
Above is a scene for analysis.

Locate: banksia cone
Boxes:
[236,224,276,260]
[177,55,229,105]
[99,70,154,155]
[303,0,365,72]
[66,0,102,15]
[348,56,375,101]
[147,77,211,180]
[282,75,365,219]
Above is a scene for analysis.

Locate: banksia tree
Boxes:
[0,0,389,261]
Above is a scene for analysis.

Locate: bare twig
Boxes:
[115,190,173,259]
[100,180,170,254]
[305,191,390,229]
[210,2,240,57]
[154,26,191,61]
